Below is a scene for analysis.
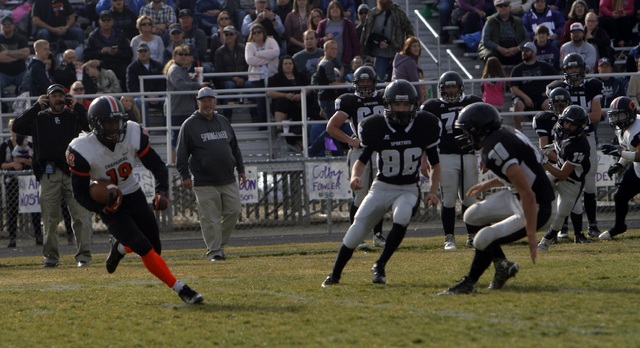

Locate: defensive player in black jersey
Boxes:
[439,103,554,295]
[547,53,604,238]
[421,71,483,250]
[66,96,204,304]
[598,97,640,240]
[538,106,592,250]
[322,80,442,287]
[326,66,386,249]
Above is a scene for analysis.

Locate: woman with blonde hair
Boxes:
[121,95,141,123]
[131,15,165,63]
[391,36,420,82]
[559,0,588,45]
[245,23,280,125]
[308,8,325,31]
[164,45,208,155]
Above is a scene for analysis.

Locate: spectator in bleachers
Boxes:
[245,23,279,126]
[510,41,557,129]
[139,0,177,36]
[213,25,249,120]
[273,0,294,26]
[121,95,141,123]
[597,0,635,47]
[552,0,598,18]
[560,22,597,73]
[481,56,507,109]
[478,0,530,66]
[241,0,286,52]
[391,36,420,82]
[69,81,91,109]
[164,44,208,156]
[27,40,53,97]
[360,0,414,82]
[533,24,560,70]
[522,0,565,46]
[316,1,360,78]
[293,30,326,79]
[596,57,625,109]
[96,0,145,16]
[84,10,133,88]
[164,23,186,64]
[131,15,166,64]
[321,0,356,21]
[451,0,486,36]
[104,0,139,41]
[559,0,588,45]
[0,15,29,98]
[54,49,82,90]
[178,9,209,67]
[308,8,325,32]
[82,59,122,94]
[284,0,312,56]
[626,43,640,72]
[32,0,85,59]
[266,56,310,150]
[194,0,223,36]
[355,4,369,39]
[584,11,613,62]
[626,57,640,106]
[126,43,165,115]
[209,11,238,61]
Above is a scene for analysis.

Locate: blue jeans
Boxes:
[36,27,85,57]
[439,0,454,34]
[245,79,267,125]
[374,56,393,82]
[0,71,25,96]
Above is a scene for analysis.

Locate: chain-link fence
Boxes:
[1,154,637,244]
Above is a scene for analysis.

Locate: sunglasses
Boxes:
[72,87,84,91]
[140,22,152,26]
[219,17,230,20]
[359,11,368,15]
[176,52,192,56]
[224,32,235,36]
[138,49,149,52]
[496,3,510,7]
[252,31,263,34]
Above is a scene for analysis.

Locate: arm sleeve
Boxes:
[12,104,43,135]
[68,148,105,213]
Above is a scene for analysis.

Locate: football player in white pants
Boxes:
[421,71,483,250]
[598,97,640,239]
[322,80,441,287]
[537,105,592,250]
[327,66,386,248]
[439,103,554,295]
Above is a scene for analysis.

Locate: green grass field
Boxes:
[1,232,639,347]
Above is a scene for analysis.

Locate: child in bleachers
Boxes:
[481,57,507,110]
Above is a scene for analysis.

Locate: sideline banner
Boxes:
[306,162,351,200]
[19,175,40,213]
[239,166,258,204]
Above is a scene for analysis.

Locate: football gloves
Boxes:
[600,144,621,157]
[607,163,624,179]
[103,188,123,214]
[153,191,169,211]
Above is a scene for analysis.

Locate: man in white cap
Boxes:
[176,87,246,262]
[478,0,530,66]
[510,41,557,129]
[559,22,596,73]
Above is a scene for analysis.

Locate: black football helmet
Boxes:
[353,66,377,96]
[88,96,128,145]
[454,102,502,151]
[554,105,588,139]
[383,79,418,127]
[548,87,572,115]
[608,96,637,130]
[562,53,586,85]
[438,71,464,103]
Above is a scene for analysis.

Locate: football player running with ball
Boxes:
[537,105,592,251]
[598,97,640,240]
[322,79,442,287]
[326,66,386,249]
[66,96,204,304]
[439,103,554,295]
[421,71,483,250]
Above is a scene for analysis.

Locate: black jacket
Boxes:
[12,102,89,180]
[126,58,166,93]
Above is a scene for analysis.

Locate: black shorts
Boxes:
[512,94,548,111]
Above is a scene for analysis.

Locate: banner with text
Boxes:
[133,166,156,203]
[19,175,40,213]
[239,166,258,204]
[306,162,351,200]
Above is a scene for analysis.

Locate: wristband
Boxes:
[621,151,636,161]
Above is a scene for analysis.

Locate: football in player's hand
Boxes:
[89,180,118,205]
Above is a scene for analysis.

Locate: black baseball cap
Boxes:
[47,84,66,95]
